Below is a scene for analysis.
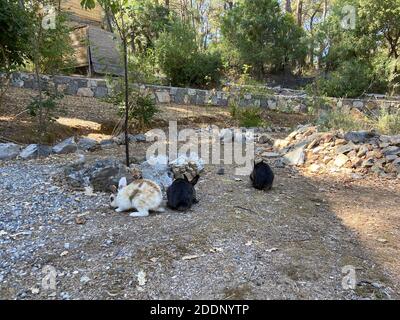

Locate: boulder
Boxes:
[257,134,273,145]
[293,103,308,113]
[112,133,140,145]
[333,154,349,168]
[19,144,52,159]
[357,145,369,157]
[99,139,115,148]
[132,134,147,143]
[64,159,132,192]
[335,143,356,155]
[382,146,400,156]
[283,146,305,166]
[77,137,99,151]
[0,143,21,160]
[362,158,375,168]
[77,87,94,97]
[141,155,173,190]
[53,137,77,154]
[344,131,376,144]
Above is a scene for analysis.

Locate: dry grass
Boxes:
[0,87,313,144]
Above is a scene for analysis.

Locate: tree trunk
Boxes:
[122,37,130,167]
[285,0,292,13]
[296,0,303,26]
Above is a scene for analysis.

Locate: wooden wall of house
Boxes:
[61,0,103,26]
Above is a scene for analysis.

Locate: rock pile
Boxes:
[273,125,400,178]
[169,153,205,181]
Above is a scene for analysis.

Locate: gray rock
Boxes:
[113,133,136,145]
[52,137,77,154]
[88,160,132,192]
[77,137,99,151]
[261,152,281,158]
[336,143,356,155]
[382,146,400,156]
[132,134,147,142]
[140,157,173,191]
[344,131,376,144]
[357,145,369,157]
[257,134,273,145]
[216,167,225,175]
[19,144,52,159]
[333,154,349,168]
[100,139,115,149]
[283,146,305,166]
[362,158,375,168]
[64,159,132,191]
[293,103,307,113]
[0,143,21,160]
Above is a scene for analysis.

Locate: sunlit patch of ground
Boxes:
[303,172,400,294]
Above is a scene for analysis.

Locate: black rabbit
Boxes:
[167,175,200,211]
[250,161,274,190]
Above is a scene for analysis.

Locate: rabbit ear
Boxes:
[110,185,117,193]
[190,175,200,186]
[118,177,127,189]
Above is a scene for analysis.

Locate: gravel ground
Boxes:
[0,144,398,300]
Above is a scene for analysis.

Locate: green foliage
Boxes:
[126,0,171,53]
[229,103,265,128]
[220,0,307,78]
[376,109,400,135]
[317,0,400,96]
[155,20,222,88]
[106,78,159,131]
[0,0,31,72]
[316,109,370,132]
[125,91,159,131]
[28,90,63,138]
[316,107,400,135]
[317,60,373,98]
[37,12,75,74]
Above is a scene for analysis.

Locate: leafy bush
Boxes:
[317,60,373,98]
[316,109,370,132]
[27,89,64,140]
[108,78,159,131]
[220,0,307,78]
[125,91,159,131]
[376,109,400,135]
[229,103,265,127]
[155,20,222,88]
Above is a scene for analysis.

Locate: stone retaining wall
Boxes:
[8,72,400,114]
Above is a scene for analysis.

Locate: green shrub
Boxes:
[316,109,370,132]
[238,107,264,127]
[376,109,400,135]
[155,20,222,88]
[129,92,159,131]
[229,103,265,128]
[116,90,159,131]
[317,60,373,98]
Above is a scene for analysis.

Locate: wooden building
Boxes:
[61,0,123,76]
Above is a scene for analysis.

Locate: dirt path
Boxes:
[0,145,398,299]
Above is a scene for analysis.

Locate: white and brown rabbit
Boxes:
[110,177,164,217]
